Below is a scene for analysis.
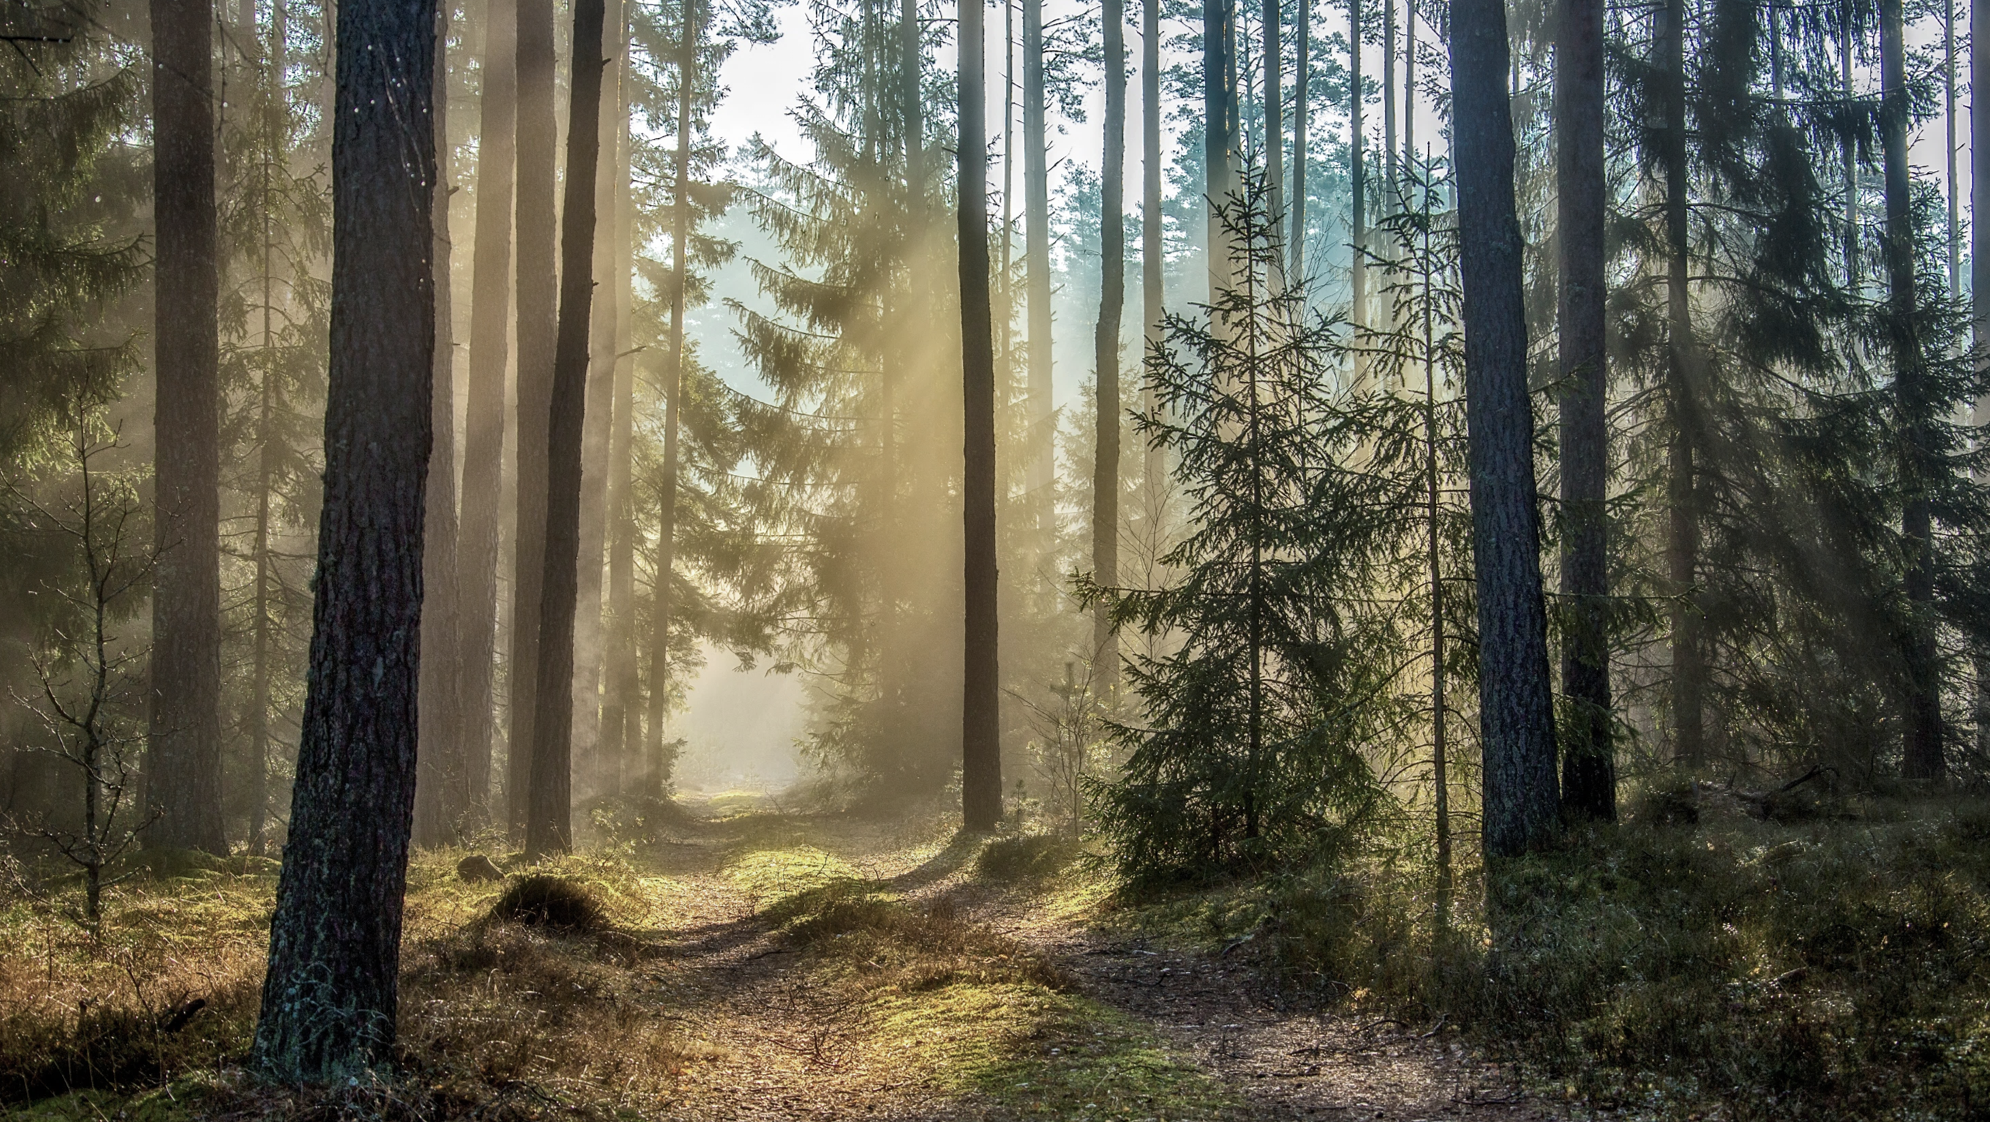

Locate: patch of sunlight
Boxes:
[865,982,1234,1119]
[721,844,864,907]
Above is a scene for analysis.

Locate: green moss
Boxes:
[721,844,862,907]
[867,983,1234,1119]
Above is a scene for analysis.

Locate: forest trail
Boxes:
[637,799,1558,1122]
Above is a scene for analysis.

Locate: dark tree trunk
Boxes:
[509,0,558,837]
[1882,0,1942,781]
[572,0,624,805]
[1661,0,1703,766]
[602,0,638,795]
[1204,0,1235,301]
[1023,0,1053,540]
[148,0,226,856]
[960,0,1003,832]
[1142,0,1164,496]
[1261,0,1282,255]
[1974,0,1989,760]
[526,0,608,859]
[1290,0,1306,277]
[457,0,518,825]
[416,0,464,848]
[251,0,435,1075]
[1554,0,1612,821]
[1349,0,1364,333]
[1449,0,1560,857]
[644,0,696,799]
[1093,0,1124,684]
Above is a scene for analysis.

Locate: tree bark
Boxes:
[1974,0,1989,761]
[1023,0,1053,540]
[1262,0,1283,260]
[1554,0,1612,821]
[457,0,518,825]
[1882,0,1942,781]
[1349,0,1364,336]
[525,0,607,859]
[1290,0,1307,277]
[644,0,696,799]
[247,0,289,856]
[1205,0,1235,301]
[1661,0,1703,765]
[1093,0,1125,685]
[148,0,226,856]
[602,0,638,795]
[1142,0,1163,496]
[416,0,464,848]
[571,0,624,806]
[251,0,435,1075]
[509,0,559,837]
[1450,0,1559,857]
[960,0,1003,832]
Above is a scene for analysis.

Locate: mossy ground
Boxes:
[8,787,1987,1120]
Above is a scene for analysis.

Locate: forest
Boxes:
[3,0,1990,1111]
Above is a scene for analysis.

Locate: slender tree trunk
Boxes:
[603,1,637,796]
[1880,0,1941,781]
[1403,0,1413,158]
[509,0,559,838]
[1383,0,1394,197]
[571,0,624,807]
[1093,0,1125,685]
[1974,0,1989,761]
[524,0,606,859]
[457,0,516,825]
[1024,0,1053,540]
[1205,0,1236,301]
[961,0,1004,832]
[1001,0,1016,381]
[1946,0,1959,294]
[1349,0,1364,339]
[1262,0,1283,260]
[1661,0,1703,766]
[644,0,696,800]
[1142,0,1164,498]
[1555,0,1611,821]
[1423,213,1449,924]
[1843,0,1859,287]
[148,0,227,856]
[1450,0,1559,858]
[416,0,464,848]
[251,0,435,1073]
[1291,0,1307,277]
[247,0,287,856]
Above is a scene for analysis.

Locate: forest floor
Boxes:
[3,795,1559,1122]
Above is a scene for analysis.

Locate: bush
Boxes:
[487,876,603,933]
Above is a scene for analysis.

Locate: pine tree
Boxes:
[251,0,435,1073]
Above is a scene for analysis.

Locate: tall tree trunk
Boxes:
[247,0,288,857]
[1142,0,1164,497]
[1093,0,1125,685]
[1556,0,1612,821]
[1291,0,1307,277]
[1422,215,1450,923]
[416,0,463,848]
[1882,0,1941,781]
[1946,0,1959,294]
[1262,0,1283,262]
[960,0,1003,832]
[509,0,559,837]
[571,0,624,807]
[644,0,696,800]
[1002,0,1016,381]
[1842,0,1859,287]
[457,0,517,824]
[1383,0,1394,197]
[148,0,226,856]
[1024,0,1053,541]
[1450,0,1559,858]
[1205,0,1235,301]
[1349,0,1364,339]
[525,0,606,859]
[1974,0,1989,761]
[251,0,435,1073]
[603,1,638,796]
[1662,0,1702,766]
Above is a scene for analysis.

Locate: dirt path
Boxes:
[641,808,1558,1122]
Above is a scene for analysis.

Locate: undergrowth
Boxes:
[1118,793,1990,1120]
